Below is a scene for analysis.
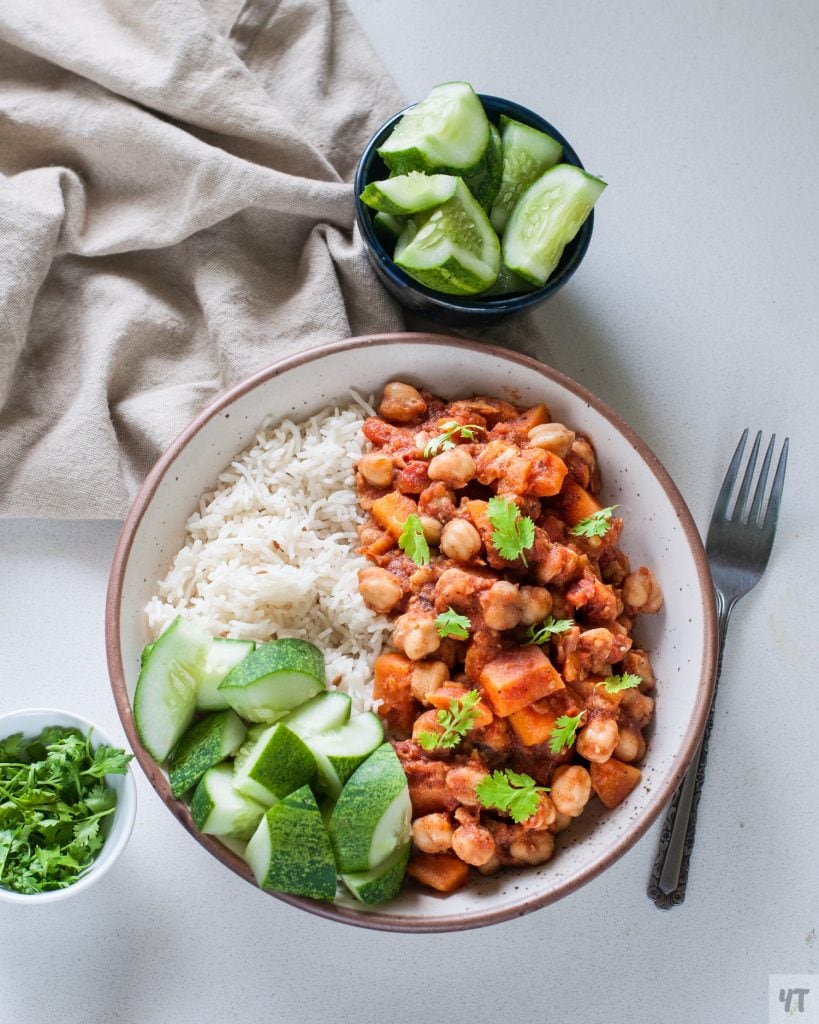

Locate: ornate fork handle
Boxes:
[647,592,732,908]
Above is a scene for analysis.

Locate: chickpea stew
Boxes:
[356,382,663,894]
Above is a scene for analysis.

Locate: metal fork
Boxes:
[648,430,789,908]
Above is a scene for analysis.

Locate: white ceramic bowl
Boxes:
[0,708,137,905]
[106,332,716,931]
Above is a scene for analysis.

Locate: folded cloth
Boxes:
[0,0,553,518]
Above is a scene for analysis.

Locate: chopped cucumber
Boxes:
[341,840,411,906]
[245,785,337,901]
[190,763,266,841]
[465,122,503,212]
[479,263,537,297]
[169,710,247,798]
[281,691,352,740]
[394,178,500,295]
[233,722,316,807]
[328,742,411,873]
[378,82,490,177]
[490,115,564,234]
[218,638,325,722]
[503,164,606,286]
[134,616,211,763]
[197,638,256,711]
[360,172,457,215]
[374,211,405,243]
[304,711,384,798]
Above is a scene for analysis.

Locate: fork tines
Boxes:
[714,429,789,531]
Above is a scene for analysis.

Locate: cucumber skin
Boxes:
[168,710,246,799]
[342,841,411,906]
[465,123,503,212]
[328,742,410,874]
[219,638,325,693]
[248,786,338,902]
[234,723,317,805]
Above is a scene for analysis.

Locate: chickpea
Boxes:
[550,765,592,818]
[392,612,441,661]
[508,829,555,866]
[452,823,497,867]
[412,709,443,744]
[623,649,656,690]
[527,422,576,459]
[548,810,573,835]
[445,764,489,807]
[518,585,553,626]
[614,725,646,763]
[522,792,557,831]
[480,581,523,631]
[420,515,442,546]
[576,715,620,763]
[409,660,449,704]
[357,451,393,488]
[378,381,427,423]
[440,519,482,562]
[622,566,664,614]
[357,566,402,614]
[621,689,655,728]
[427,447,476,489]
[412,813,453,854]
[477,851,503,876]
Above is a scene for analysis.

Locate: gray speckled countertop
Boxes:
[3,1,818,1021]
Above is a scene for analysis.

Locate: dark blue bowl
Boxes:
[354,94,595,327]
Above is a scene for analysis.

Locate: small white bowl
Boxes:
[0,708,137,905]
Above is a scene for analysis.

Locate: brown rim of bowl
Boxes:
[106,331,717,933]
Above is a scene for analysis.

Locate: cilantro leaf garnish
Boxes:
[486,496,535,566]
[476,769,549,823]
[418,689,482,751]
[398,513,430,566]
[423,422,485,459]
[596,672,642,694]
[568,505,619,538]
[0,726,132,894]
[524,616,575,645]
[548,713,585,754]
[435,607,471,640]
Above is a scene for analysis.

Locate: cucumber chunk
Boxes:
[218,638,325,723]
[341,840,411,906]
[233,722,317,808]
[378,82,490,176]
[490,115,564,235]
[190,763,266,841]
[328,742,411,873]
[394,178,500,295]
[245,785,337,901]
[360,172,457,215]
[197,638,256,711]
[465,122,503,212]
[281,691,352,740]
[374,211,405,243]
[168,710,246,798]
[479,263,537,297]
[134,616,211,763]
[304,711,384,798]
[503,164,605,286]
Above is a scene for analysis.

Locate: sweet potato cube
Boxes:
[373,652,417,737]
[479,647,565,718]
[508,704,558,746]
[371,491,418,540]
[590,758,642,809]
[407,852,469,893]
[519,404,550,432]
[557,476,603,528]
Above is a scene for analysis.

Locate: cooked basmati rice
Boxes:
[144,394,391,712]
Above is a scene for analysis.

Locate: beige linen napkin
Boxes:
[0,0,408,517]
[0,0,553,518]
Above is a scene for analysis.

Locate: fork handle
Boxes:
[647,601,731,908]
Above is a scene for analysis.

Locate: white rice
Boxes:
[144,393,391,712]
